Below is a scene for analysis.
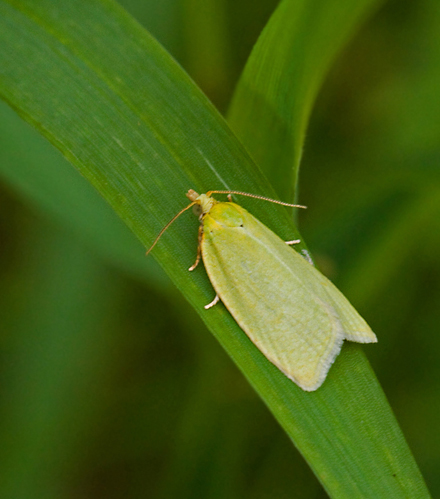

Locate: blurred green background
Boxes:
[0,0,439,497]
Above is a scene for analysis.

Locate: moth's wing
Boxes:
[224,204,377,344]
[278,243,377,344]
[201,204,346,391]
[317,281,377,343]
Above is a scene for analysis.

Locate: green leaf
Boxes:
[228,0,384,201]
[0,0,430,497]
[0,99,168,289]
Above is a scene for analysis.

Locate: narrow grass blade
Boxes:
[228,0,384,200]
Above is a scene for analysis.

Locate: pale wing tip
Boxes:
[345,330,378,344]
[294,377,324,392]
[279,366,324,392]
[286,371,327,392]
[281,332,377,392]
[280,335,345,392]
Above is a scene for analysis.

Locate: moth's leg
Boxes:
[227,194,232,202]
[189,224,203,271]
[285,239,301,245]
[188,246,201,271]
[205,294,220,310]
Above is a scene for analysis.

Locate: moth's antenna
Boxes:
[207,190,307,209]
[146,202,196,255]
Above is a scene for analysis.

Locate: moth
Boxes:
[147,190,377,391]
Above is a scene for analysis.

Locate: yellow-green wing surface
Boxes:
[201,202,377,391]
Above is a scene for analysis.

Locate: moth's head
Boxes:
[186,190,216,216]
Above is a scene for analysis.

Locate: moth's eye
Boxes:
[192,204,203,216]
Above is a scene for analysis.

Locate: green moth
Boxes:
[147,190,377,391]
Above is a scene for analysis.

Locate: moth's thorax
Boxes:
[204,202,244,228]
